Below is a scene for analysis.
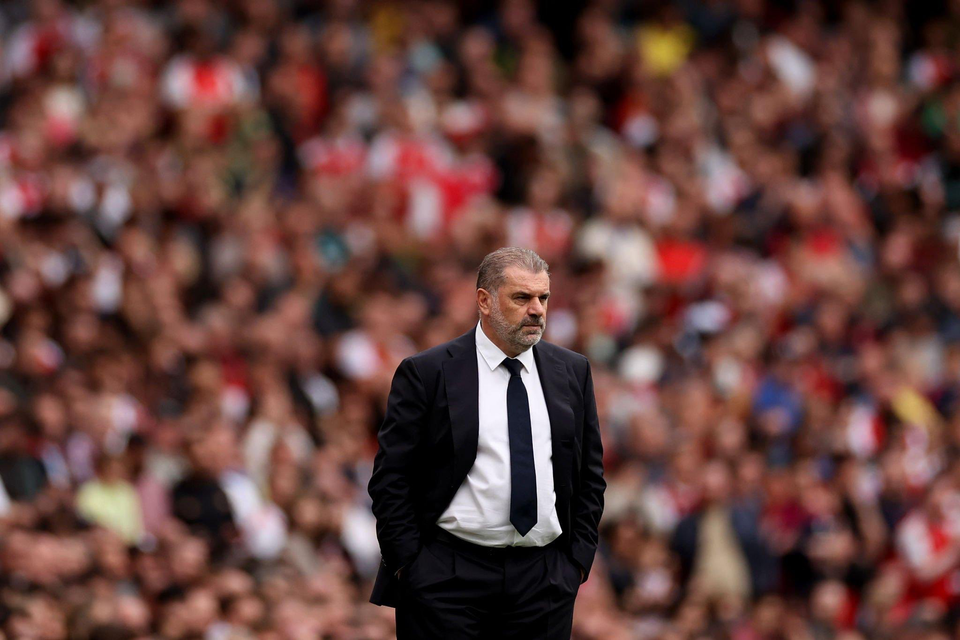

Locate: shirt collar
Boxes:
[475,320,535,373]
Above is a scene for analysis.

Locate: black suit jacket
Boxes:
[367,325,606,607]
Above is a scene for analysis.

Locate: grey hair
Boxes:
[476,247,549,293]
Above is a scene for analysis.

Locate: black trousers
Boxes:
[395,528,580,639]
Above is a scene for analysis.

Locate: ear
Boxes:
[477,288,492,315]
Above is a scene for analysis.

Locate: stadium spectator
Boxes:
[2,0,960,638]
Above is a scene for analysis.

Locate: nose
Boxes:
[528,298,544,316]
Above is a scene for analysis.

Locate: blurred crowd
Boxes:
[4,0,960,638]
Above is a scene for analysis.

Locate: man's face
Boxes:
[190,426,235,477]
[702,461,732,505]
[481,266,549,353]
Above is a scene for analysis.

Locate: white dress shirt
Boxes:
[436,320,562,546]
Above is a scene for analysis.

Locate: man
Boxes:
[368,247,605,638]
[671,460,776,608]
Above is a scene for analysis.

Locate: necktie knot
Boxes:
[502,358,523,377]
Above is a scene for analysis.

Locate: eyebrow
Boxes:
[512,291,550,298]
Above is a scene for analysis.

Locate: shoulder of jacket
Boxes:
[538,340,589,367]
[404,332,468,372]
[407,341,453,366]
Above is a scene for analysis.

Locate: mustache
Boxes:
[520,319,544,327]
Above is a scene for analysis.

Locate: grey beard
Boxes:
[489,301,544,352]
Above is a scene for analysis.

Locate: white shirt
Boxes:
[0,474,10,518]
[436,320,562,546]
[220,470,288,560]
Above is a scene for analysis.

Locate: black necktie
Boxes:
[502,357,537,536]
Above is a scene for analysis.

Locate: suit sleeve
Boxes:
[570,358,606,581]
[367,357,426,573]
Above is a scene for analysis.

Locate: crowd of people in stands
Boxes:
[3,0,960,637]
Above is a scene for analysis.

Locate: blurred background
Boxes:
[2,0,960,638]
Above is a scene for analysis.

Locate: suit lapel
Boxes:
[534,343,575,511]
[534,343,574,444]
[442,327,480,491]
